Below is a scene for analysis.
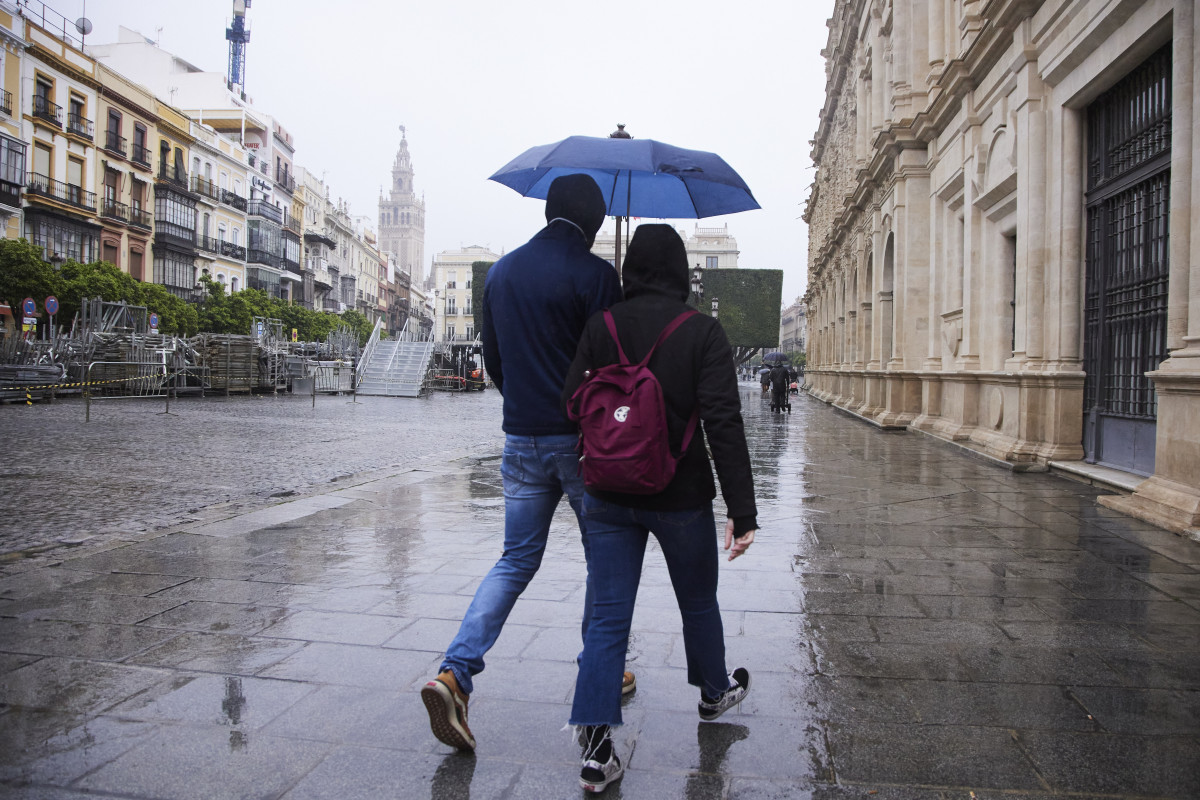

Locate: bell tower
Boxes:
[378,126,426,281]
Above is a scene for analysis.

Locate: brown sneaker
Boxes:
[621,671,636,696]
[421,670,476,750]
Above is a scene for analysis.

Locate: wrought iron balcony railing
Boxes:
[247,248,282,269]
[128,204,152,229]
[32,96,62,127]
[283,211,301,234]
[0,89,11,116]
[67,112,93,140]
[130,142,152,168]
[27,172,95,210]
[274,169,295,193]
[247,199,283,223]
[191,175,220,201]
[219,240,247,260]
[197,234,222,255]
[156,167,189,191]
[103,130,127,158]
[101,197,129,222]
[220,188,248,211]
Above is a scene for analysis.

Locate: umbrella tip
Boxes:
[608,124,632,139]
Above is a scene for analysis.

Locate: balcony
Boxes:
[0,176,20,209]
[26,172,95,210]
[247,199,283,223]
[247,248,282,269]
[220,188,248,211]
[283,211,301,235]
[219,240,246,260]
[128,204,152,229]
[100,197,129,223]
[1,89,11,116]
[103,130,127,158]
[156,167,189,192]
[32,96,62,127]
[190,175,220,202]
[67,112,94,141]
[197,234,222,255]
[130,142,152,169]
[274,168,295,193]
[323,298,341,312]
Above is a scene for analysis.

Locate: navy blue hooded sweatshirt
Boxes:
[480,174,621,435]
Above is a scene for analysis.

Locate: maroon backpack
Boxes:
[567,309,700,495]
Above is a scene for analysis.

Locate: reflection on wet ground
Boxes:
[1,386,1199,798]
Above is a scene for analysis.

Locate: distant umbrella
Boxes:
[762,352,788,364]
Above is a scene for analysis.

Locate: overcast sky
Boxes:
[81,0,833,303]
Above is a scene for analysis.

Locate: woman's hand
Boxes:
[724,518,755,561]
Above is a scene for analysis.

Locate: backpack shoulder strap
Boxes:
[602,310,631,365]
[637,310,698,368]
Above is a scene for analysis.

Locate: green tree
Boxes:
[338,308,374,344]
[0,239,59,324]
[689,269,784,366]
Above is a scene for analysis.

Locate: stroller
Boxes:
[768,364,791,414]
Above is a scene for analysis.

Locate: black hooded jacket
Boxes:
[562,225,758,535]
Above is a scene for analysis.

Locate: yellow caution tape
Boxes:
[1,374,163,391]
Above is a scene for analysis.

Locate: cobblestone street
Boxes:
[0,391,502,556]
[1,384,1198,798]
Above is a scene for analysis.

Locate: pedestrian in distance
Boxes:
[562,224,757,793]
[420,174,634,752]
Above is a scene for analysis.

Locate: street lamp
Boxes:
[690,264,704,306]
[710,296,719,319]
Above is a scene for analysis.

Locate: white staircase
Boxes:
[355,337,436,397]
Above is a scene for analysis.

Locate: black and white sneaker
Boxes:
[698,667,750,721]
[579,724,624,793]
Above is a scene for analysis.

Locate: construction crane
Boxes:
[226,0,251,91]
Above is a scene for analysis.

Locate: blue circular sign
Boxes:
[149,312,159,328]
[45,295,58,315]
[22,297,35,315]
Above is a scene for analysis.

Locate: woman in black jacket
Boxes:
[561,224,757,793]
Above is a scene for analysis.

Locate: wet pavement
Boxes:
[1,385,1199,798]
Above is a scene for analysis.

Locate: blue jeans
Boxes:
[441,433,589,695]
[569,496,731,727]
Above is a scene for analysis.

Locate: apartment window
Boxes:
[103,168,118,203]
[35,77,51,103]
[192,156,200,177]
[107,109,121,138]
[33,143,50,178]
[447,324,456,339]
[0,137,24,185]
[232,227,240,246]
[130,180,145,212]
[129,248,144,281]
[201,212,210,237]
[155,190,197,240]
[219,172,228,191]
[706,256,718,269]
[446,297,456,315]
[466,326,474,340]
[218,223,226,241]
[173,148,185,181]
[132,123,147,163]
[153,248,195,291]
[66,158,84,205]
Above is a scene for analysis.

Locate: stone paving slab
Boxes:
[1,386,1199,797]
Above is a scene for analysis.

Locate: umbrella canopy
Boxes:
[762,352,788,364]
[489,135,760,219]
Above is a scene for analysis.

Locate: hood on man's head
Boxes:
[544,174,606,247]
[621,224,689,302]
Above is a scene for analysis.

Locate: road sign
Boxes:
[22,297,35,316]
[149,312,159,329]
[45,295,58,315]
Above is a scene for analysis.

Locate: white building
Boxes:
[430,245,499,342]
[592,222,740,271]
[804,0,1200,535]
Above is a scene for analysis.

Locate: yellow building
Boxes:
[20,10,100,263]
[0,3,23,240]
[94,63,154,280]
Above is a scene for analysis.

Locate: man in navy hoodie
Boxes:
[421,174,626,750]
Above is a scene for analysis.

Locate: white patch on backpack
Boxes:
[613,407,630,423]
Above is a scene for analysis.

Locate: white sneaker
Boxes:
[698,667,750,721]
[579,725,624,793]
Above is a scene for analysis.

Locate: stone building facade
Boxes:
[803,0,1199,535]
[378,129,425,284]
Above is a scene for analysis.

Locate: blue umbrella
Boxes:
[762,352,788,364]
[489,135,760,220]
